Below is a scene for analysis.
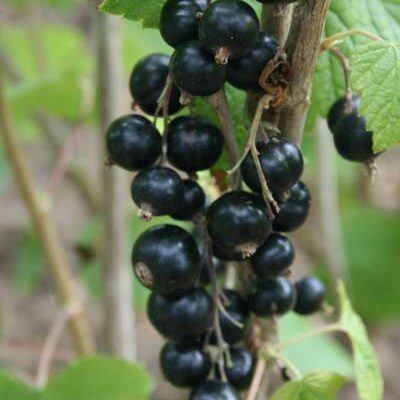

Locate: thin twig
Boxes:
[0,72,95,355]
[327,47,351,97]
[206,236,228,382]
[320,29,382,51]
[36,308,73,388]
[205,90,241,189]
[246,357,267,400]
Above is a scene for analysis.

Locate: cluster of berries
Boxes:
[105,1,329,399]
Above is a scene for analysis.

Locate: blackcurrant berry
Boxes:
[213,243,248,262]
[199,0,259,63]
[106,114,162,171]
[327,95,361,133]
[160,341,211,387]
[131,166,184,218]
[132,224,201,296]
[248,277,295,317]
[251,233,295,279]
[171,179,206,221]
[211,289,250,345]
[190,380,240,400]
[171,40,227,96]
[147,288,212,341]
[160,0,207,48]
[333,112,374,162]
[199,255,226,285]
[225,348,255,390]
[167,116,224,172]
[241,138,304,193]
[273,181,311,232]
[207,191,272,257]
[294,276,326,315]
[227,32,278,91]
[129,53,182,115]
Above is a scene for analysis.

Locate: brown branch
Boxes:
[205,90,241,189]
[96,12,137,361]
[36,308,71,388]
[0,72,95,356]
[261,4,293,45]
[278,0,331,146]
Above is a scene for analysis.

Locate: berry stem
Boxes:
[320,29,383,52]
[246,357,267,400]
[327,47,351,98]
[206,236,228,382]
[205,89,241,189]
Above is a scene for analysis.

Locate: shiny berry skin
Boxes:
[248,277,295,317]
[199,255,226,285]
[207,191,272,257]
[327,95,361,133]
[171,179,206,220]
[227,32,278,91]
[225,348,255,390]
[132,224,201,296]
[106,114,162,171]
[131,166,184,217]
[167,116,224,172]
[294,277,326,315]
[211,289,250,345]
[199,0,259,61]
[251,233,295,279]
[241,138,304,193]
[129,53,182,115]
[160,341,211,387]
[160,0,207,48]
[147,288,212,341]
[273,181,311,232]
[333,113,374,162]
[171,40,226,96]
[190,380,240,400]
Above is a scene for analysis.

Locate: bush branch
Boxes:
[0,72,95,356]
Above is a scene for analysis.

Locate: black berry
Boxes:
[207,191,272,257]
[199,0,259,63]
[147,288,212,341]
[131,166,184,218]
[132,224,201,296]
[327,95,361,133]
[129,53,182,115]
[294,276,326,315]
[167,116,224,172]
[190,380,240,400]
[171,179,206,221]
[211,289,250,345]
[225,348,255,390]
[171,40,227,96]
[227,32,278,91]
[333,112,374,162]
[160,341,211,387]
[241,138,304,193]
[273,181,311,232]
[106,114,162,171]
[160,0,207,48]
[251,233,295,279]
[248,277,295,317]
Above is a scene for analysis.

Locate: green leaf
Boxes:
[280,314,353,377]
[0,371,39,400]
[43,356,153,400]
[337,282,383,400]
[99,0,164,28]
[309,0,400,128]
[271,371,345,400]
[350,41,400,152]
